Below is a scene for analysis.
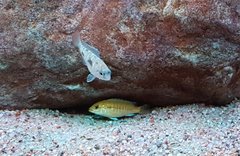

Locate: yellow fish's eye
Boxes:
[95,105,99,109]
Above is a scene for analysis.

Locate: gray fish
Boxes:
[72,31,111,83]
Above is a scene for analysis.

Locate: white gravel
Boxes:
[0,101,239,155]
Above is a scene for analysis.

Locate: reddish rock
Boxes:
[0,0,240,109]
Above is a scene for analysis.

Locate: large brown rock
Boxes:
[0,0,240,109]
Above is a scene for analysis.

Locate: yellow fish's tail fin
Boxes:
[139,105,152,114]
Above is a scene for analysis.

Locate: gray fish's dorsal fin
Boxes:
[87,74,96,83]
[81,41,100,58]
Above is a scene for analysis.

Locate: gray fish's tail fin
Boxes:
[72,30,81,48]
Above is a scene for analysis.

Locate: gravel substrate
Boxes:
[0,101,240,156]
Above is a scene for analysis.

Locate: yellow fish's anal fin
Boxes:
[109,117,118,121]
[125,113,137,117]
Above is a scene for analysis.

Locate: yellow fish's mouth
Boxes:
[88,106,96,113]
[88,108,94,113]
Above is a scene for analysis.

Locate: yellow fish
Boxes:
[89,99,143,120]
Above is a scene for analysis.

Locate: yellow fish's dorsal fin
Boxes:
[104,98,137,105]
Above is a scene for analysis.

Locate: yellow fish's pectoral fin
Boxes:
[109,117,118,121]
[92,115,104,119]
